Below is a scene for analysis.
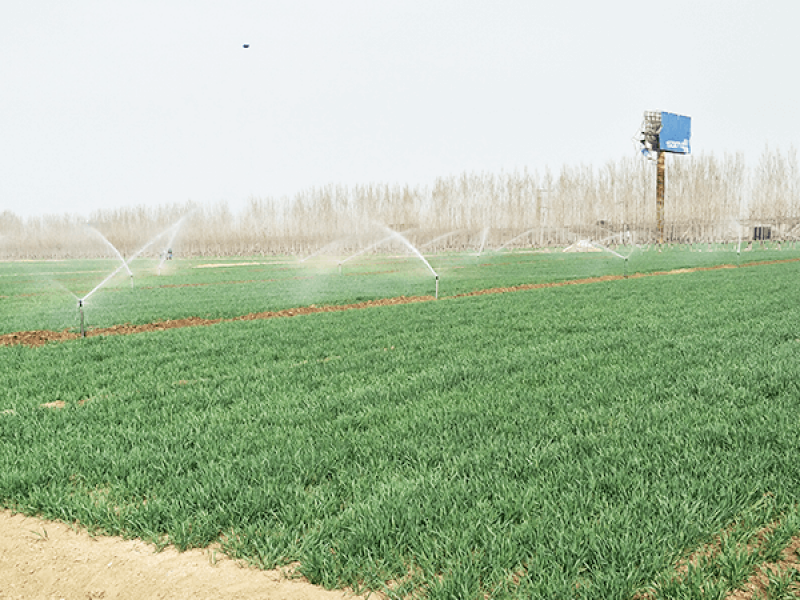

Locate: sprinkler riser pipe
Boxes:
[435,275,439,299]
[78,299,85,338]
[130,274,134,288]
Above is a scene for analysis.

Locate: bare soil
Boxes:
[725,536,800,599]
[0,510,372,600]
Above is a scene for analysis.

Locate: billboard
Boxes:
[659,112,691,154]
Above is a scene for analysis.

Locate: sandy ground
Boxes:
[0,510,372,600]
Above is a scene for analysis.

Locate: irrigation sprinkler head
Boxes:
[435,274,439,299]
[338,262,342,276]
[130,274,134,288]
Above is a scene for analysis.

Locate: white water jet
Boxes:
[595,231,628,246]
[300,238,346,263]
[590,242,626,260]
[44,277,80,301]
[476,227,489,256]
[379,226,438,278]
[157,216,188,274]
[82,220,183,303]
[496,227,540,252]
[81,261,132,304]
[419,230,462,250]
[590,242,638,278]
[86,225,133,277]
[340,232,402,266]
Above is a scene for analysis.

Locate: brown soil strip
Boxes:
[634,505,800,600]
[3,259,798,349]
[0,298,434,348]
[726,536,800,600]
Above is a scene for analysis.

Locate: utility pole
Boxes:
[636,111,691,246]
[656,151,666,244]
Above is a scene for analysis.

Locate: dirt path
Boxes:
[0,510,372,600]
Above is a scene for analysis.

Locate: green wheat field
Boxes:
[2,245,800,599]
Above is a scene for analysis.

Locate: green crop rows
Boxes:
[2,249,800,598]
[1,242,797,335]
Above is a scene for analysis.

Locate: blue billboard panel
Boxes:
[659,112,691,154]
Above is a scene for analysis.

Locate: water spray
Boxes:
[340,231,412,267]
[420,230,462,251]
[496,226,541,253]
[379,226,440,299]
[157,216,188,275]
[300,238,346,263]
[590,241,636,278]
[476,227,489,257]
[737,231,742,267]
[83,219,184,304]
[78,299,85,338]
[86,225,134,280]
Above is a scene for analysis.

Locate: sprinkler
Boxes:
[737,249,741,267]
[435,275,439,299]
[338,262,342,276]
[130,274,134,288]
[624,257,628,279]
[78,299,86,338]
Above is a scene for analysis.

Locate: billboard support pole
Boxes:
[656,151,666,245]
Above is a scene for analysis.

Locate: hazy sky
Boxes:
[2,1,798,218]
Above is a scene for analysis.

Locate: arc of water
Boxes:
[157,216,188,273]
[82,220,180,303]
[340,229,415,265]
[729,218,743,254]
[86,226,133,276]
[49,278,79,301]
[300,238,346,263]
[496,227,539,252]
[419,230,462,250]
[341,233,398,265]
[590,241,637,261]
[546,225,581,246]
[590,242,625,260]
[81,262,130,303]
[380,226,437,277]
[596,231,625,245]
[476,228,489,256]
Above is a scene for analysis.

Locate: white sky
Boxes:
[1,1,798,218]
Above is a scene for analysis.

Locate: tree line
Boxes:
[1,147,797,259]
